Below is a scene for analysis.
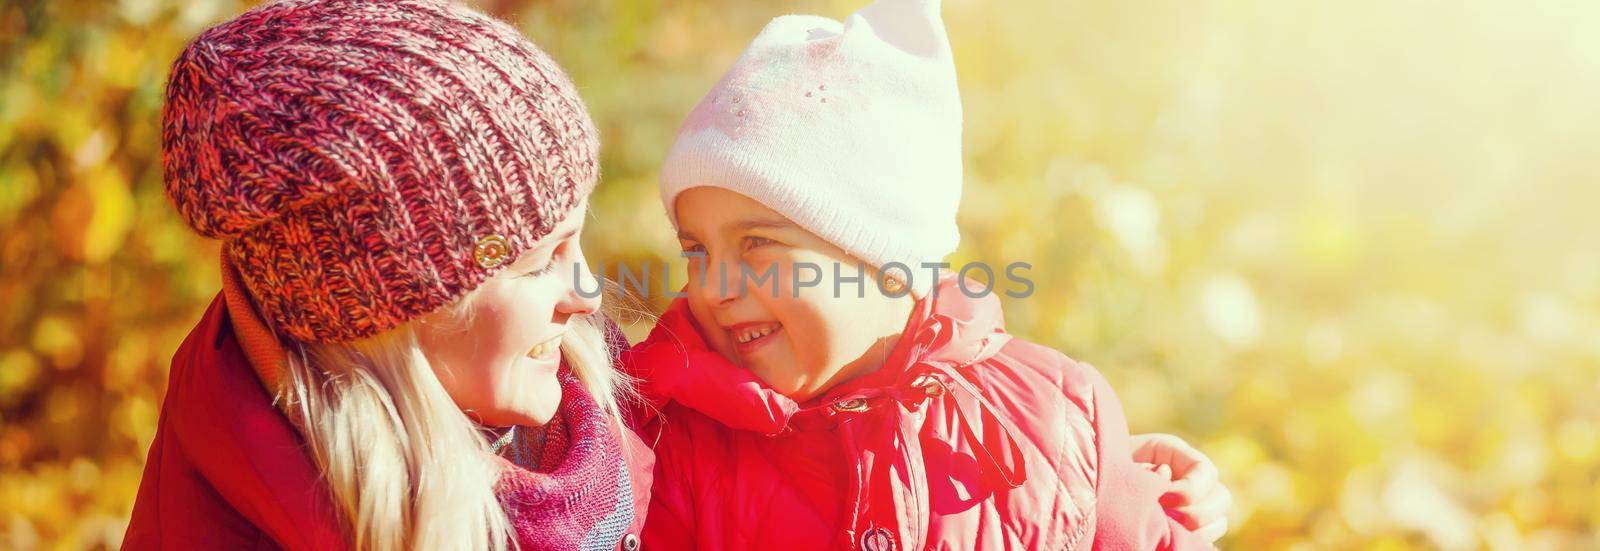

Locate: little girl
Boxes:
[626,0,1228,548]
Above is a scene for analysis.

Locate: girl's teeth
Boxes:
[736,325,777,344]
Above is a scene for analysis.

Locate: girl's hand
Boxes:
[1131,432,1232,544]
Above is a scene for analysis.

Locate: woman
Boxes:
[122,0,648,549]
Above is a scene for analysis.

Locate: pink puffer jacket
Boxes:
[624,276,1213,550]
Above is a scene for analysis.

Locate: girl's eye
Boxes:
[743,236,776,250]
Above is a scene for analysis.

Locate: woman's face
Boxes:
[414,201,600,427]
[674,187,915,402]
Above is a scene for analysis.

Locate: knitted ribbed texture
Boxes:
[163,0,599,342]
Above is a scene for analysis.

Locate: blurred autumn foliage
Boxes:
[3,0,1599,549]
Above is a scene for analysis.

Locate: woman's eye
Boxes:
[521,240,576,278]
[521,260,558,278]
[681,243,707,254]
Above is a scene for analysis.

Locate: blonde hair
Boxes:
[280,307,628,550]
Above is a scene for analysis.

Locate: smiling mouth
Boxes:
[728,322,783,354]
[528,334,563,360]
[735,324,779,344]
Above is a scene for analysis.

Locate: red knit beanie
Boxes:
[162,0,599,343]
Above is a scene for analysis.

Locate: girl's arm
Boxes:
[1083,366,1217,551]
[641,449,699,548]
[614,303,700,547]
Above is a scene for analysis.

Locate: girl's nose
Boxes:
[693,257,743,307]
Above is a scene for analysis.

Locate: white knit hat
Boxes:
[660,0,962,297]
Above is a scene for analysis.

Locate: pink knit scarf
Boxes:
[493,369,634,551]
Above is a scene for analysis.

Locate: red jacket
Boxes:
[124,259,654,550]
[625,277,1213,550]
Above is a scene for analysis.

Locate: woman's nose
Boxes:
[559,250,602,317]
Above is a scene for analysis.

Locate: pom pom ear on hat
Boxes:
[852,0,949,58]
[163,0,600,342]
[659,0,963,298]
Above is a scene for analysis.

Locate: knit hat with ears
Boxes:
[163,0,599,343]
[659,0,962,298]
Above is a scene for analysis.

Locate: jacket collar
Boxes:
[630,274,1010,435]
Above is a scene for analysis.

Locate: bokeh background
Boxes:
[3,0,1598,549]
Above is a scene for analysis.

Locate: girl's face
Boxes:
[675,187,915,402]
[415,201,600,428]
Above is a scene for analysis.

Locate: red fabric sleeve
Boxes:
[640,468,699,548]
[638,415,701,549]
[1085,366,1216,551]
